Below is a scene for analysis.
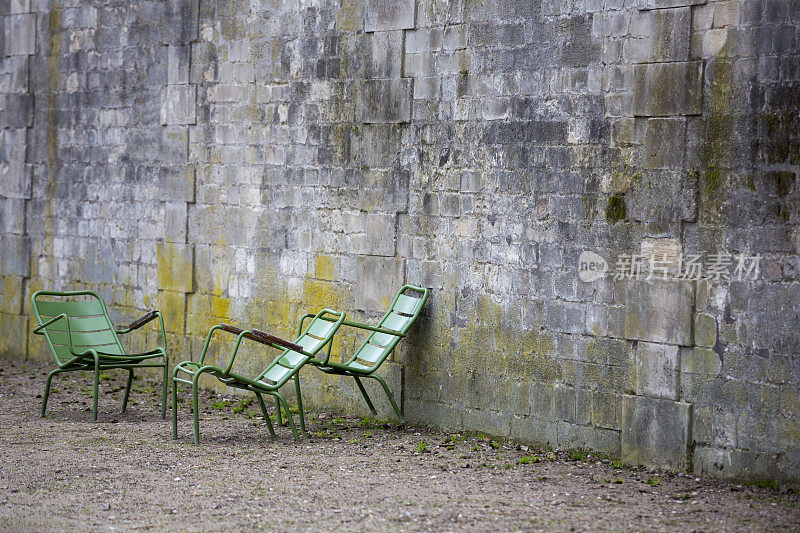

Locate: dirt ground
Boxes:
[0,360,798,532]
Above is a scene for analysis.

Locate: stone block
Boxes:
[159,166,195,202]
[157,242,194,293]
[510,415,558,448]
[358,170,409,213]
[161,126,189,163]
[5,14,36,55]
[693,446,782,483]
[621,279,693,345]
[0,275,23,314]
[0,198,24,234]
[629,7,690,62]
[366,31,403,78]
[0,313,27,359]
[637,0,707,8]
[10,0,30,14]
[62,6,98,28]
[4,55,29,93]
[633,62,702,116]
[643,118,685,169]
[165,0,199,44]
[694,312,717,347]
[164,202,187,243]
[680,347,721,375]
[168,45,191,85]
[621,395,691,470]
[405,401,464,430]
[558,422,621,457]
[635,341,679,399]
[364,0,415,32]
[361,79,413,123]
[0,235,30,277]
[161,85,196,125]
[158,290,186,333]
[1,94,33,128]
[355,256,406,312]
[1,131,31,199]
[353,213,396,256]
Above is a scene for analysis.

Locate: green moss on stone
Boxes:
[605,194,627,223]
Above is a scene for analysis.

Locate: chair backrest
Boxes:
[31,290,124,365]
[258,309,345,387]
[346,285,429,372]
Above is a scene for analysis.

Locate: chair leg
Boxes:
[192,375,202,445]
[161,359,168,419]
[92,362,100,422]
[353,376,378,415]
[274,393,300,441]
[368,374,404,423]
[294,373,306,432]
[41,369,59,418]
[275,396,284,426]
[171,372,179,440]
[121,369,134,413]
[255,393,276,438]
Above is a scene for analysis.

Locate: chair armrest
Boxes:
[220,323,305,353]
[33,314,84,362]
[32,313,68,335]
[116,310,159,334]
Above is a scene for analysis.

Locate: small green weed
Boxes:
[232,397,254,414]
[569,450,588,462]
[211,399,230,410]
[416,441,429,453]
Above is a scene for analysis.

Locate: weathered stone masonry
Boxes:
[1,0,798,484]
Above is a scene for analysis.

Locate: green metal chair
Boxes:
[31,290,169,421]
[304,285,429,422]
[172,308,345,443]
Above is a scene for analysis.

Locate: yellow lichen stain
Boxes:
[210,294,230,318]
[315,254,335,281]
[158,290,186,334]
[336,0,363,32]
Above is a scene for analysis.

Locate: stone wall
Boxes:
[1,0,798,484]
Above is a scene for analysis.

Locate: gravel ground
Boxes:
[0,360,798,532]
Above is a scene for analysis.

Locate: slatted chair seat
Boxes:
[171,309,345,443]
[302,285,429,423]
[31,290,169,421]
